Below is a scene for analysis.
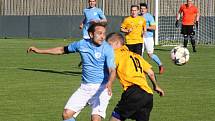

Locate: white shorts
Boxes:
[142,37,154,54]
[64,83,111,118]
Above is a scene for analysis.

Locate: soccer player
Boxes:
[106,33,165,121]
[120,5,147,55]
[139,3,164,74]
[80,0,107,39]
[27,23,116,121]
[78,0,107,67]
[175,0,200,52]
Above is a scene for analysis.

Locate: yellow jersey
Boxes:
[121,16,146,44]
[114,45,153,94]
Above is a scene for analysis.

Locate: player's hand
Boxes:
[195,21,199,30]
[154,86,165,97]
[90,20,99,24]
[175,20,179,28]
[27,46,38,53]
[127,28,133,33]
[79,23,83,29]
[105,81,113,96]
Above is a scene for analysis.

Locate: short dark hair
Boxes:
[88,23,107,33]
[140,3,148,9]
[106,32,125,45]
[131,5,139,10]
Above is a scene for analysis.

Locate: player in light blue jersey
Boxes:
[27,23,116,121]
[80,0,107,39]
[139,3,164,74]
[78,0,107,67]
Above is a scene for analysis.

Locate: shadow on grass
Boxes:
[18,68,82,76]
[155,48,172,51]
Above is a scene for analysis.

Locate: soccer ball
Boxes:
[170,46,190,65]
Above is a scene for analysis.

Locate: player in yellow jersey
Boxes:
[106,33,164,121]
[121,5,147,55]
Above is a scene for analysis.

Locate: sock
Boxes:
[64,117,76,121]
[183,35,188,47]
[151,54,162,66]
[190,35,196,51]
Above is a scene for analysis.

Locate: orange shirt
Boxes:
[179,4,198,25]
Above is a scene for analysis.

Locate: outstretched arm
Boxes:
[27,46,65,55]
[146,69,165,96]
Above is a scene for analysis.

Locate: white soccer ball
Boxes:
[170,46,190,65]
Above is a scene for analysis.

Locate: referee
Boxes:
[175,0,200,52]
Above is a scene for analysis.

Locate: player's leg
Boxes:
[181,25,189,48]
[63,83,96,120]
[135,93,153,121]
[190,29,196,52]
[183,34,189,48]
[145,37,164,74]
[110,85,146,121]
[63,110,76,121]
[91,114,102,121]
[90,85,112,121]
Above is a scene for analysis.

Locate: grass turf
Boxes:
[0,38,215,121]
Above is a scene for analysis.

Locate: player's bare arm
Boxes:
[27,46,65,55]
[106,68,116,96]
[146,69,165,96]
[79,17,86,29]
[147,24,156,31]
[79,23,84,29]
[90,18,107,24]
[175,12,181,28]
[120,27,132,34]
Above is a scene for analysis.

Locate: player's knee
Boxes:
[148,53,153,58]
[183,34,188,40]
[190,34,195,40]
[62,109,75,120]
[91,114,102,121]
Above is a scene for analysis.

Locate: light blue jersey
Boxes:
[141,13,156,38]
[82,7,106,39]
[67,39,115,84]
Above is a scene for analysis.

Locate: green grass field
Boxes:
[0,38,215,121]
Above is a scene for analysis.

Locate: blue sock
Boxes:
[151,54,162,66]
[64,117,75,121]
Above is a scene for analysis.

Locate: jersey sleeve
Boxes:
[179,4,184,13]
[105,45,116,69]
[121,18,128,29]
[82,9,87,24]
[67,41,80,53]
[142,18,147,31]
[148,14,156,26]
[97,8,106,19]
